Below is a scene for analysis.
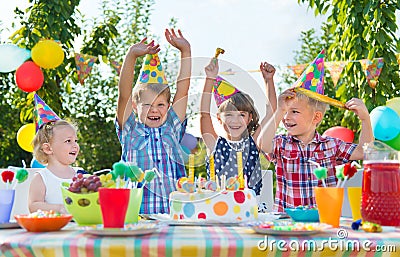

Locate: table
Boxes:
[1,221,399,257]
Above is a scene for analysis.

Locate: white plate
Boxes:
[0,222,21,229]
[82,223,159,236]
[148,214,244,226]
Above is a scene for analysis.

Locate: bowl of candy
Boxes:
[15,210,72,232]
[285,206,319,222]
[61,173,114,225]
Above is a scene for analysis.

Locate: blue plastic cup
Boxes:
[0,189,15,223]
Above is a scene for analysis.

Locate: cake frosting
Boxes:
[169,188,258,222]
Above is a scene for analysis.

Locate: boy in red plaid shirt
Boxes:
[257,89,373,212]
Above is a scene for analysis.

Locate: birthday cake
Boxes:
[169,177,258,223]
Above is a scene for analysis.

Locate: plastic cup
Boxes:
[0,189,15,223]
[315,187,344,228]
[99,188,130,228]
[125,188,143,223]
[347,187,362,221]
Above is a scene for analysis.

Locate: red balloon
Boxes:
[15,61,44,92]
[322,126,355,143]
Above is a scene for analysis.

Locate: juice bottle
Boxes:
[361,141,400,226]
[361,161,400,226]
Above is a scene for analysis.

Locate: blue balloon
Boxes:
[30,158,46,168]
[181,133,197,150]
[181,145,191,163]
[370,106,400,141]
[0,44,31,73]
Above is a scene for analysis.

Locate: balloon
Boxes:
[181,133,197,150]
[31,40,64,69]
[15,61,44,92]
[370,106,400,141]
[322,126,355,143]
[0,44,31,73]
[30,158,46,168]
[383,133,400,151]
[17,123,36,152]
[386,97,400,116]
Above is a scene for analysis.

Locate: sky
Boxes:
[0,0,359,136]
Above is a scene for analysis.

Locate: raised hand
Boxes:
[345,98,370,120]
[127,38,160,58]
[205,58,219,79]
[260,61,276,81]
[165,29,191,52]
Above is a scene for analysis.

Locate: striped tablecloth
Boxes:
[1,222,399,257]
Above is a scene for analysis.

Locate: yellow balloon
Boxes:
[386,97,400,116]
[17,123,36,152]
[31,40,64,69]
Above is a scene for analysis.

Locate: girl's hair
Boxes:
[217,92,260,136]
[132,83,171,104]
[33,120,77,165]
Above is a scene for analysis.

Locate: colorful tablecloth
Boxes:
[1,222,399,257]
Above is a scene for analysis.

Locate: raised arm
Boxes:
[200,58,219,154]
[347,98,374,160]
[116,38,160,127]
[253,61,277,141]
[257,89,296,153]
[166,29,192,122]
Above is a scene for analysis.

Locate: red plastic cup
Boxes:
[98,188,130,228]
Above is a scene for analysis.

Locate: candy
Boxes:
[1,170,14,183]
[15,168,28,183]
[204,181,217,191]
[181,181,195,193]
[361,222,382,233]
[226,177,239,191]
[176,177,188,192]
[143,170,156,182]
[343,163,358,178]
[112,162,128,178]
[28,210,62,218]
[335,165,345,180]
[127,165,144,182]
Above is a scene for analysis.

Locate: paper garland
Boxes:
[74,53,98,85]
[359,58,384,89]
[287,63,308,78]
[110,60,122,76]
[324,61,347,87]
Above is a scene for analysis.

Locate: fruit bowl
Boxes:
[61,187,103,225]
[14,213,72,232]
[284,207,319,222]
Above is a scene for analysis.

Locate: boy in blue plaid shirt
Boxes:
[116,29,191,214]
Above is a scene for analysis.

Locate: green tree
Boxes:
[295,0,400,135]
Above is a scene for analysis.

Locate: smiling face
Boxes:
[218,111,252,140]
[136,91,170,128]
[45,125,80,165]
[282,97,323,143]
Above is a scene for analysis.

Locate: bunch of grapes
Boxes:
[99,173,115,188]
[68,173,102,193]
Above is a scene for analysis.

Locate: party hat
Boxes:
[213,76,240,107]
[138,53,168,84]
[33,94,61,131]
[292,49,346,109]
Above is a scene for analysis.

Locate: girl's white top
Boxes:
[36,168,73,205]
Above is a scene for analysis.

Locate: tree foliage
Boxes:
[294,0,400,136]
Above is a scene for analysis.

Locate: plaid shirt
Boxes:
[115,108,187,214]
[268,132,356,212]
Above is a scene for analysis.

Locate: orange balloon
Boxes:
[323,126,354,143]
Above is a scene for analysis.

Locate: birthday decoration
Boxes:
[138,53,168,84]
[31,40,64,69]
[181,133,197,150]
[370,106,400,141]
[214,47,225,58]
[322,126,354,143]
[16,123,35,152]
[15,61,44,92]
[359,58,384,89]
[74,53,98,85]
[0,44,31,73]
[33,94,61,131]
[212,76,241,107]
[324,61,347,87]
[110,60,122,75]
[287,63,308,78]
[292,49,346,109]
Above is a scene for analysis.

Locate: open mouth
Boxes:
[69,151,77,156]
[285,123,296,128]
[147,116,161,121]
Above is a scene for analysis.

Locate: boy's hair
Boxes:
[33,120,77,165]
[132,83,171,104]
[218,92,260,135]
[296,92,329,125]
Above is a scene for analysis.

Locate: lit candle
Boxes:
[237,151,244,189]
[189,154,195,183]
[209,155,215,182]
